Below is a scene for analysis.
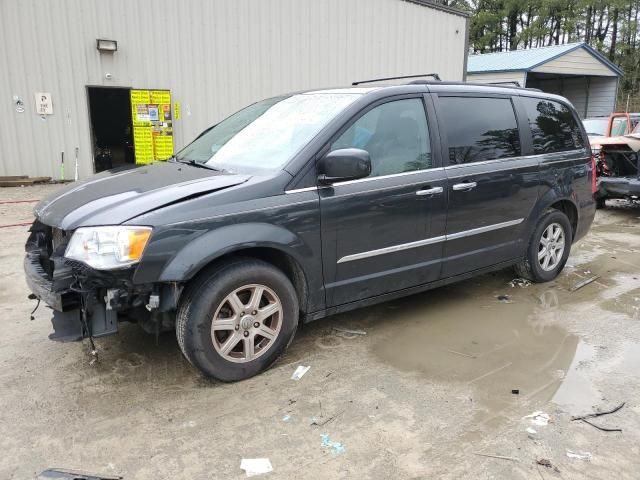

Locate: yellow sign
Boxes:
[174,101,181,120]
[130,89,174,164]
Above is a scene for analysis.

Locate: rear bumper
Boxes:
[598,177,640,198]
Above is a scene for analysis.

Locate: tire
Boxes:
[514,210,572,283]
[595,197,606,209]
[176,258,299,381]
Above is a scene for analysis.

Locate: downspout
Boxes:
[462,16,470,81]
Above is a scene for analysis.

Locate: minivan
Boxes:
[25,80,596,381]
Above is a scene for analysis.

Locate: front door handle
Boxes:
[452,181,477,191]
[416,186,443,196]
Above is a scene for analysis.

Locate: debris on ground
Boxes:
[511,389,520,395]
[320,433,346,455]
[536,458,552,468]
[240,458,273,477]
[473,452,518,462]
[509,278,531,288]
[282,415,291,422]
[38,469,122,479]
[291,365,310,381]
[311,409,345,427]
[571,401,625,432]
[497,294,512,303]
[526,427,537,435]
[333,327,367,336]
[523,411,550,426]
[570,275,600,292]
[566,449,592,461]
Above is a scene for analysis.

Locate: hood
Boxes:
[35,162,250,230]
[597,133,640,152]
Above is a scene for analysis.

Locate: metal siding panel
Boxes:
[466,72,526,86]
[531,48,618,77]
[0,0,466,177]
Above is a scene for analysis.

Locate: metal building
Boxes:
[0,0,468,179]
[467,43,623,119]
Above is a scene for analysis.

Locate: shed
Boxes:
[467,43,623,118]
[0,0,468,179]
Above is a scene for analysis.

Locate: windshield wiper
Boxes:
[175,158,224,172]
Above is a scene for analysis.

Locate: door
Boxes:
[319,96,447,307]
[434,95,539,277]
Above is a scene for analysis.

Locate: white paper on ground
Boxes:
[291,365,310,380]
[566,449,592,461]
[240,458,273,477]
[522,411,550,426]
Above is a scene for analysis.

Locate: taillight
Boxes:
[591,153,597,194]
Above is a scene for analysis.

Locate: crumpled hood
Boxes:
[35,162,250,230]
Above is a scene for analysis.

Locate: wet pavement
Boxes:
[1,185,640,479]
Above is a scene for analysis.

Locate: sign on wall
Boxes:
[130,89,174,165]
[35,92,53,115]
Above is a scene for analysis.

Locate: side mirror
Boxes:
[318,148,371,184]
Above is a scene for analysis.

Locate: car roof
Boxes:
[299,81,571,105]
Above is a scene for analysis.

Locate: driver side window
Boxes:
[331,98,432,177]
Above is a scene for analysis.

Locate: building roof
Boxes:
[467,42,623,76]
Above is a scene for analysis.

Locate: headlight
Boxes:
[65,226,152,270]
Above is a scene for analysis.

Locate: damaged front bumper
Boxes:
[24,221,177,343]
[597,176,640,199]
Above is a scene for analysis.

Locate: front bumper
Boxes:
[24,252,77,312]
[598,176,640,198]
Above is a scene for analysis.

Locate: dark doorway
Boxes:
[87,87,134,173]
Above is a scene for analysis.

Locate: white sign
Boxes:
[35,92,53,115]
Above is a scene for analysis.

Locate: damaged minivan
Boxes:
[25,81,596,381]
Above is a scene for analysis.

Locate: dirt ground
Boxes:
[1,184,640,480]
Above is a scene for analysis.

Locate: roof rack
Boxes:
[352,73,441,86]
[487,81,521,87]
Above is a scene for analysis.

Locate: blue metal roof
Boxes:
[467,42,623,76]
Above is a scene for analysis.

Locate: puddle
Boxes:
[372,285,581,428]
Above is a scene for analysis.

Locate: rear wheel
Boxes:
[176,258,299,381]
[515,210,572,283]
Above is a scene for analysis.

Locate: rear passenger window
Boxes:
[438,96,520,164]
[331,98,432,177]
[521,97,584,154]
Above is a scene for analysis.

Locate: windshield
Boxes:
[582,118,608,137]
[175,93,362,174]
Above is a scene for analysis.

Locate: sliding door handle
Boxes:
[452,182,477,191]
[416,186,443,196]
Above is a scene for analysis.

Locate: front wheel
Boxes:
[515,210,572,283]
[176,258,299,381]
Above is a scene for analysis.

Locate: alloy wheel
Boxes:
[211,284,283,363]
[538,222,565,271]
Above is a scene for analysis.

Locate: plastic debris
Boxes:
[536,458,552,468]
[570,275,600,292]
[509,278,531,288]
[333,327,366,336]
[497,294,512,303]
[291,365,310,380]
[566,449,592,461]
[511,389,520,395]
[240,458,273,477]
[282,415,291,422]
[526,427,537,435]
[320,433,346,455]
[523,411,550,426]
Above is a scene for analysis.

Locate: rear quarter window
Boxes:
[521,97,585,154]
[438,96,521,164]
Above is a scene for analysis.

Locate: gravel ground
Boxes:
[1,184,639,479]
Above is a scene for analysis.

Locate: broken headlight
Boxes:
[64,226,152,270]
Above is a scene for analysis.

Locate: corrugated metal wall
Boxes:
[526,76,618,118]
[0,0,467,178]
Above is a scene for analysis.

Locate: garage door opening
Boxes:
[87,87,134,173]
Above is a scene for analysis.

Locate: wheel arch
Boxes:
[159,223,313,314]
